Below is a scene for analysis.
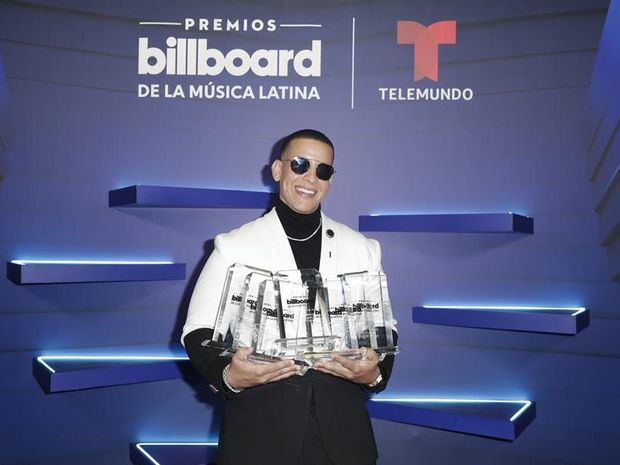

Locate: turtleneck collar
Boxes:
[275,197,321,234]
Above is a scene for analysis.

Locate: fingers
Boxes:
[331,354,358,370]
[265,365,302,383]
[314,360,354,380]
[314,354,380,384]
[232,347,253,361]
[255,358,296,375]
[254,362,299,385]
[331,352,378,372]
[361,348,379,362]
[314,363,349,380]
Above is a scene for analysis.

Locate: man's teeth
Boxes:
[296,187,315,195]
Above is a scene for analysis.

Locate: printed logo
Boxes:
[139,38,321,77]
[377,19,473,103]
[353,302,380,312]
[137,17,323,101]
[396,20,456,81]
[262,306,277,318]
[330,306,346,316]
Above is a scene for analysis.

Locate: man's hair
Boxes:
[280,129,335,160]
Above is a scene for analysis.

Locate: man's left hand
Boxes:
[313,348,380,385]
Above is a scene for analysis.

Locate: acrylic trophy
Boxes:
[339,271,399,359]
[202,263,272,355]
[270,269,341,366]
[202,263,398,370]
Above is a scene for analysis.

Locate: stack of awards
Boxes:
[203,263,399,372]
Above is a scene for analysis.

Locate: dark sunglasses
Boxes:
[281,156,335,181]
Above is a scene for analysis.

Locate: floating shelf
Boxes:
[367,398,535,440]
[109,185,276,209]
[358,213,533,233]
[412,306,589,335]
[7,260,186,284]
[33,354,192,393]
[130,443,218,465]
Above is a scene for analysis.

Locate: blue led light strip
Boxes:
[36,355,189,374]
[422,305,587,316]
[365,211,527,216]
[135,442,218,465]
[11,260,173,265]
[372,398,533,422]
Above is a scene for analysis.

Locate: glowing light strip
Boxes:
[360,211,531,218]
[366,212,528,216]
[423,305,587,316]
[509,401,532,422]
[138,22,182,26]
[37,358,56,374]
[279,24,322,28]
[135,443,218,465]
[372,398,532,422]
[37,355,189,374]
[11,260,174,265]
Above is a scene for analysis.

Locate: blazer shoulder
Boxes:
[214,209,277,250]
[323,214,382,267]
[325,214,379,246]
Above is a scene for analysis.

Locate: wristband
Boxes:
[223,363,243,393]
[367,372,383,388]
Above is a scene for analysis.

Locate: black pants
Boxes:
[294,391,376,465]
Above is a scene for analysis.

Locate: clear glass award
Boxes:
[272,269,342,365]
[203,263,272,354]
[340,271,399,359]
[318,275,365,360]
[201,264,398,372]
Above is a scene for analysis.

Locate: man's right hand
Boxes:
[226,347,300,390]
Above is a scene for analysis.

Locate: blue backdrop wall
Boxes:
[586,0,620,282]
[1,1,618,464]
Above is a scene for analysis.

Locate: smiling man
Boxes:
[182,129,397,465]
[273,135,333,214]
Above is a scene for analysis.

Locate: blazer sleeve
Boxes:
[363,330,398,394]
[181,234,236,395]
[367,238,383,273]
[183,327,234,395]
[181,233,232,343]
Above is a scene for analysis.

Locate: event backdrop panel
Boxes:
[0,1,618,464]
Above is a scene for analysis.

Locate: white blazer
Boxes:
[181,207,386,343]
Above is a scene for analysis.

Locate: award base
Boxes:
[317,346,401,363]
[201,339,400,376]
[274,335,342,358]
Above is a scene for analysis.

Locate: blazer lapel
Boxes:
[319,212,336,278]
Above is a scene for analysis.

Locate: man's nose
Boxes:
[303,167,318,183]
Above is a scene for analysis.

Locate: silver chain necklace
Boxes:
[286,218,322,242]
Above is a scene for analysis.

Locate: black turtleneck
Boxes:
[275,197,322,271]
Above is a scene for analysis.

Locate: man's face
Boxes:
[271,138,334,214]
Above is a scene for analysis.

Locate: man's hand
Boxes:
[226,347,301,389]
[313,348,381,385]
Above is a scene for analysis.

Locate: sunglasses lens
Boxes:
[287,157,333,180]
[316,164,334,181]
[290,157,310,175]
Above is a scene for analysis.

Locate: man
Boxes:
[182,129,397,465]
